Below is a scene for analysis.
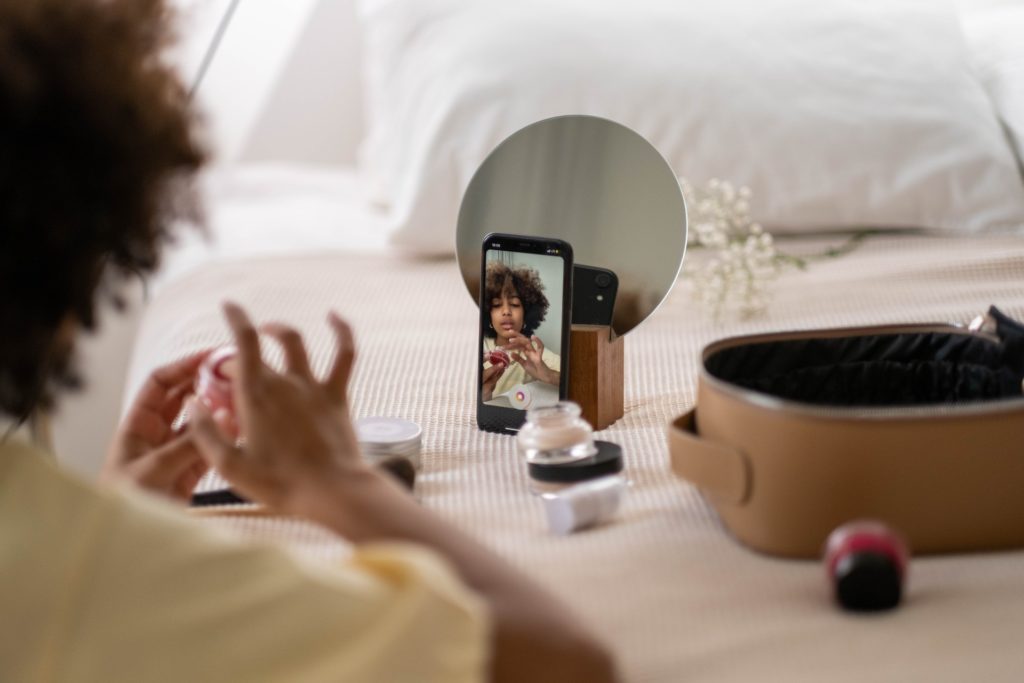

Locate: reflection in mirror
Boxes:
[457,115,687,337]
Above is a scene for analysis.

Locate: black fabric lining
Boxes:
[705,330,1024,407]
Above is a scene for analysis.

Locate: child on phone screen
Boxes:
[482,261,561,403]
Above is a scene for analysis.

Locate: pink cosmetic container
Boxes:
[195,346,239,437]
[485,348,511,368]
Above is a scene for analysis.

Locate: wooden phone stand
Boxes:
[568,325,624,430]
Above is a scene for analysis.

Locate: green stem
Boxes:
[774,229,878,270]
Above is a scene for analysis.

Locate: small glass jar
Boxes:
[517,401,597,464]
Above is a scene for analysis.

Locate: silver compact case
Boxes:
[354,417,423,470]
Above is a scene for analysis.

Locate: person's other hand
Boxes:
[188,303,371,514]
[482,361,506,401]
[507,333,558,385]
[187,311,618,683]
[102,351,212,501]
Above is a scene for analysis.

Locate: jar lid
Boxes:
[355,417,423,470]
[528,440,623,483]
[355,416,422,444]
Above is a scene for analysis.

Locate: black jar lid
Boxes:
[528,440,623,483]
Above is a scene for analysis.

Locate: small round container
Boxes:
[355,417,423,470]
[517,401,598,464]
[824,520,909,611]
[195,346,240,438]
[528,440,623,494]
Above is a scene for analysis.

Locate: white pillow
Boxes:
[959,3,1024,166]
[357,0,1024,255]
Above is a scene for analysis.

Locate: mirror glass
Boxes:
[457,115,687,337]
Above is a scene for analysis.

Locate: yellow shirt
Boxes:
[0,435,487,683]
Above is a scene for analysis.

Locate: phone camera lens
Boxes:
[595,273,612,288]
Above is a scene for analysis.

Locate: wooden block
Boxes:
[568,325,624,430]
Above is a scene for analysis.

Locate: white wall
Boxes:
[172,0,365,165]
[52,281,146,478]
[54,0,369,477]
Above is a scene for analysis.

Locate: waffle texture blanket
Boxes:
[126,234,1024,682]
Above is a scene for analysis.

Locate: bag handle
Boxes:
[667,409,751,505]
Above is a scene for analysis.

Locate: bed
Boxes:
[124,1,1024,680]
[127,232,1024,682]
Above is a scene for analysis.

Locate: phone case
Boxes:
[572,264,618,327]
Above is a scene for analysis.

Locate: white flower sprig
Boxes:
[681,178,876,321]
[682,178,780,320]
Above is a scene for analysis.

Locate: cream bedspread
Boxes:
[126,234,1024,682]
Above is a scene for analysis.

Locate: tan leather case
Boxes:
[668,324,1024,559]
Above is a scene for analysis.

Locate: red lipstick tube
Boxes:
[824,520,909,611]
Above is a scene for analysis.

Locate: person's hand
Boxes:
[188,303,373,515]
[506,333,559,385]
[102,352,212,501]
[482,361,506,401]
[185,311,618,683]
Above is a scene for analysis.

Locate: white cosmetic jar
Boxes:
[517,401,598,464]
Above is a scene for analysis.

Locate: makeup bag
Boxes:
[668,307,1024,558]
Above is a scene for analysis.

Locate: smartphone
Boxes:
[572,264,618,327]
[477,232,573,434]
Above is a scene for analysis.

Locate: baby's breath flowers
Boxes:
[682,178,875,321]
[682,178,780,320]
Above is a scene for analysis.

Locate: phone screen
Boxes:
[478,235,571,432]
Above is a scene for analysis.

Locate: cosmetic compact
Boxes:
[354,417,423,470]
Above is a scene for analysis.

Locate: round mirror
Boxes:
[457,115,687,337]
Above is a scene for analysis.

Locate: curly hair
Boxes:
[484,261,550,338]
[0,0,205,419]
